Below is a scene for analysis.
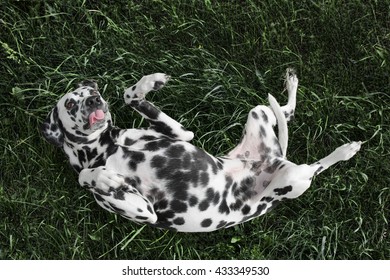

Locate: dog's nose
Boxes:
[86,96,102,108]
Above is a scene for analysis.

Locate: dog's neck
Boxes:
[62,122,119,173]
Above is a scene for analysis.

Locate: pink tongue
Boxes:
[89,109,105,126]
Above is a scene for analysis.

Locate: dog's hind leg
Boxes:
[124,73,194,141]
[226,104,282,161]
[261,141,362,204]
[226,68,298,160]
[310,141,362,176]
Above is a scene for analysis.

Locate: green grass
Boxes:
[1,0,389,260]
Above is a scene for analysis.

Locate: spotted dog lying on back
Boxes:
[42,69,361,232]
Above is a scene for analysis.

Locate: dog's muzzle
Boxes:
[85,95,106,128]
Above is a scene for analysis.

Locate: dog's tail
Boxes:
[268,94,288,157]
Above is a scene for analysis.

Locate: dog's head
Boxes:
[42,80,112,147]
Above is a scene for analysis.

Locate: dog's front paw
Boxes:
[124,73,170,104]
[79,167,125,193]
[151,73,170,90]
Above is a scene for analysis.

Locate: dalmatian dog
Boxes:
[42,69,361,232]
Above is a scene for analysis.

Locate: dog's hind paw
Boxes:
[334,141,362,161]
[285,68,298,92]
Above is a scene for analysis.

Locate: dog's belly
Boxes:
[105,140,271,231]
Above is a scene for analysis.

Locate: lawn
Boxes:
[0,0,389,260]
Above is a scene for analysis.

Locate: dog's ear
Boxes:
[41,107,64,147]
[77,80,98,90]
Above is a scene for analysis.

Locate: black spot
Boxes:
[124,177,140,187]
[132,85,136,91]
[166,145,186,158]
[146,204,154,214]
[151,155,166,169]
[206,188,215,201]
[272,138,283,157]
[198,200,210,211]
[72,164,82,173]
[267,199,281,212]
[135,215,149,221]
[187,169,200,185]
[217,160,224,170]
[259,142,272,155]
[225,176,233,189]
[242,203,266,222]
[169,181,189,201]
[154,199,168,210]
[50,123,58,131]
[113,189,126,200]
[189,196,198,207]
[233,183,238,193]
[145,138,173,152]
[200,172,210,186]
[170,200,187,213]
[261,110,268,123]
[143,141,160,151]
[192,148,219,174]
[95,187,110,196]
[251,111,259,119]
[98,128,120,160]
[140,135,157,141]
[157,138,172,149]
[137,100,160,119]
[167,158,183,170]
[122,150,145,171]
[315,166,324,176]
[217,220,227,229]
[259,125,267,137]
[265,159,282,173]
[213,192,220,205]
[77,150,86,165]
[182,153,192,169]
[201,218,212,228]
[241,205,251,215]
[108,202,125,214]
[274,185,293,196]
[235,176,256,201]
[255,203,267,215]
[93,193,105,202]
[222,190,228,198]
[124,138,136,146]
[157,210,175,220]
[218,199,230,214]
[84,146,98,162]
[225,221,235,228]
[153,81,165,90]
[261,196,274,202]
[173,217,185,225]
[230,199,243,211]
[150,120,177,138]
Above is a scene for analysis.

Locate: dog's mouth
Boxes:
[83,109,107,130]
[89,109,105,127]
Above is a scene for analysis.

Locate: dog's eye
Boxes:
[65,101,76,110]
[91,90,99,96]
